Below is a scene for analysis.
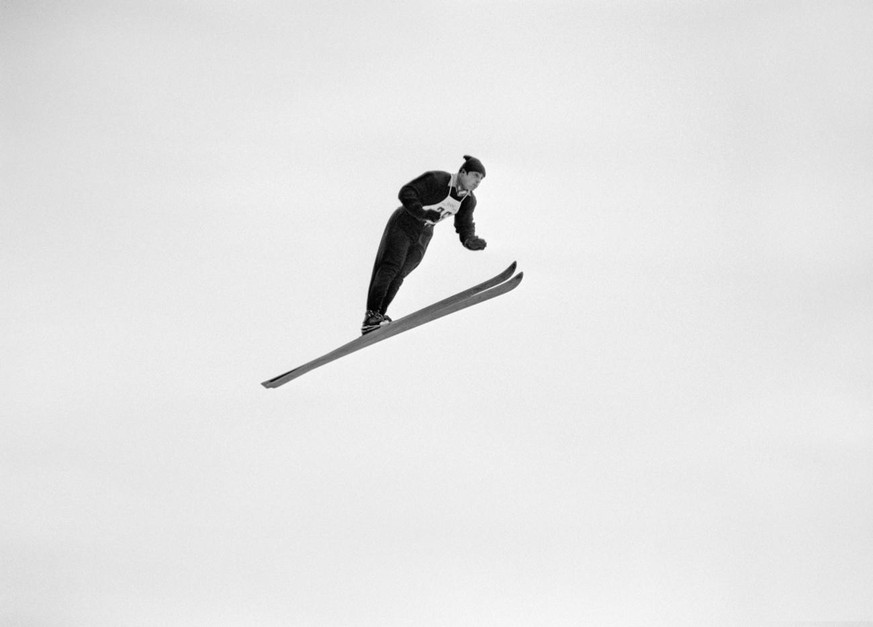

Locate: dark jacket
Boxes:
[398,170,478,243]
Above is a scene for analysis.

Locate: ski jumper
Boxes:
[367,170,479,315]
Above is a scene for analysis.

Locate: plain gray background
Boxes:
[3,1,872,624]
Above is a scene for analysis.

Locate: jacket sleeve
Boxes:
[398,171,443,220]
[454,194,478,242]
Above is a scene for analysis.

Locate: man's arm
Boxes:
[399,171,446,221]
[455,196,486,250]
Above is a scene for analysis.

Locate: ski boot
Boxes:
[361,310,391,335]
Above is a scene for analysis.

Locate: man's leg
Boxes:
[380,228,433,315]
[367,221,414,314]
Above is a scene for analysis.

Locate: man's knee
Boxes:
[400,247,426,278]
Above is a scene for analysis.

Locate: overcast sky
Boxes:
[2,1,873,625]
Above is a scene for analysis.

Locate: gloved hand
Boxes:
[463,235,487,251]
[423,209,442,222]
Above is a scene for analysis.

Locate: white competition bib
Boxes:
[422,192,464,225]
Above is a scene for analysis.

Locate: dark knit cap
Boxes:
[460,155,486,176]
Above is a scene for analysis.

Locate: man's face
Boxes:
[458,170,484,192]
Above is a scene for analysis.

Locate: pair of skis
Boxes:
[261,261,523,388]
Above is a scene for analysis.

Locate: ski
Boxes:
[383,269,523,337]
[261,262,522,388]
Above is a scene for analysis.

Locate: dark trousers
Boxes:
[366,208,434,314]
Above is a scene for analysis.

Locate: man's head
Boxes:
[458,155,485,192]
